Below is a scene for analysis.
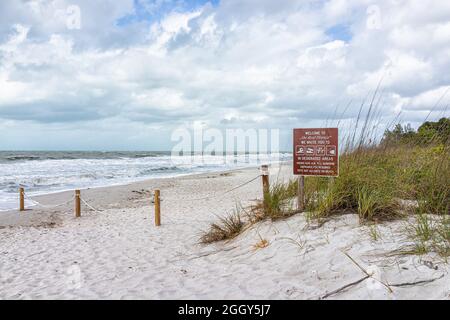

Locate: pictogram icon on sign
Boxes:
[316,146,326,155]
[326,146,337,156]
[296,145,306,155]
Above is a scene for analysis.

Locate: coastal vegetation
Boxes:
[201,117,449,257]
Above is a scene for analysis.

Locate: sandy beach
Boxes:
[0,163,449,300]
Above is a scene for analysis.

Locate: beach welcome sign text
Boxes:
[293,128,339,177]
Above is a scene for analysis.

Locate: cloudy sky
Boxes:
[0,0,449,151]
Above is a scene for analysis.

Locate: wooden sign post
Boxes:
[297,176,305,211]
[293,128,339,211]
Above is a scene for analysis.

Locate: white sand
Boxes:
[0,163,449,300]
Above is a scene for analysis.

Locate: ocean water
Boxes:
[0,151,291,211]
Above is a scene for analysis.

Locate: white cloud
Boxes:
[0,0,449,150]
[403,86,450,112]
[297,40,348,69]
[1,24,29,50]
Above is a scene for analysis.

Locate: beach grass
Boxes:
[407,213,450,257]
[304,144,449,222]
[201,111,449,253]
[200,205,245,244]
[200,140,449,251]
[252,180,299,221]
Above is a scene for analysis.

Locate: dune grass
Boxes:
[303,117,449,256]
[251,180,299,222]
[403,213,450,258]
[200,182,299,244]
[200,109,449,252]
[200,141,449,246]
[200,205,244,244]
[304,143,449,223]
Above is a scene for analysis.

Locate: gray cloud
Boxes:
[0,0,449,150]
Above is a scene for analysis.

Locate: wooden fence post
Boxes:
[75,190,81,218]
[261,165,270,212]
[154,189,161,226]
[297,176,305,211]
[19,187,25,212]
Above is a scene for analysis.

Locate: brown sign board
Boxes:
[293,128,339,177]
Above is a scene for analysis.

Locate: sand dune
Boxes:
[0,163,448,299]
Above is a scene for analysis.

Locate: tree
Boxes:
[381,118,450,146]
[417,117,450,144]
[381,123,416,146]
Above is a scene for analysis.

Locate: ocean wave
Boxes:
[5,156,42,161]
[0,152,292,210]
[0,151,169,163]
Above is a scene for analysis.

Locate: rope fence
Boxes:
[80,197,103,213]
[16,165,272,226]
[22,191,102,214]
[156,174,263,203]
[23,192,75,209]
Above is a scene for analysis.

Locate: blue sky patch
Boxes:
[117,0,220,26]
[325,24,352,42]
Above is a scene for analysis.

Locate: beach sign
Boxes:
[293,128,339,177]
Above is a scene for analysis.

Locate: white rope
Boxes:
[23,191,103,213]
[19,173,262,213]
[80,197,103,213]
[158,174,262,202]
[23,193,74,209]
[189,174,263,201]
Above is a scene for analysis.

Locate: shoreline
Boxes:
[0,163,291,229]
[1,161,291,215]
